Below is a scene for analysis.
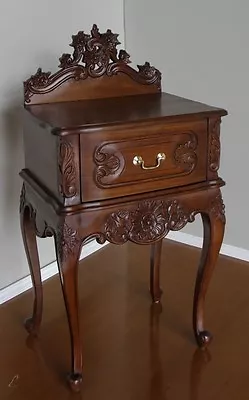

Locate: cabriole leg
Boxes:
[55,222,82,392]
[20,200,43,335]
[150,240,163,303]
[193,195,225,347]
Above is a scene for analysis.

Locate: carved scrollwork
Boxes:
[57,223,81,262]
[24,24,161,103]
[83,233,106,245]
[105,199,196,245]
[20,184,26,214]
[58,140,77,198]
[209,193,226,223]
[167,200,196,230]
[174,132,198,173]
[137,62,159,79]
[94,145,124,186]
[24,68,51,103]
[35,218,54,238]
[20,184,53,238]
[209,119,221,172]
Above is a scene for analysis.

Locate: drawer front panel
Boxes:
[80,120,207,201]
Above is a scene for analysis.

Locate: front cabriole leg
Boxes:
[20,184,46,335]
[193,191,225,347]
[150,240,163,303]
[54,219,83,392]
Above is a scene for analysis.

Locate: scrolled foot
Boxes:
[196,330,213,348]
[24,318,39,336]
[68,373,83,392]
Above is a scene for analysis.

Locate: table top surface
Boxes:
[25,92,227,132]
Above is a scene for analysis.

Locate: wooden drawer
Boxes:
[80,120,208,201]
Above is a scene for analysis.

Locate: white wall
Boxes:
[124,0,249,251]
[0,1,124,289]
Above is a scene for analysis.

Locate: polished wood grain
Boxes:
[1,241,249,400]
[25,93,227,130]
[20,25,228,390]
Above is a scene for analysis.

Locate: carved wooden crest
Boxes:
[24,24,161,103]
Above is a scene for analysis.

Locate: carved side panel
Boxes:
[174,132,198,173]
[104,199,197,244]
[208,118,221,179]
[58,136,81,206]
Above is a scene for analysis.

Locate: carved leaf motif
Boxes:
[174,133,198,173]
[209,119,221,172]
[57,224,81,262]
[118,50,131,64]
[59,141,77,198]
[105,210,132,244]
[167,200,196,230]
[24,24,161,102]
[105,199,195,245]
[210,193,225,223]
[24,68,51,103]
[94,147,122,186]
[137,62,161,79]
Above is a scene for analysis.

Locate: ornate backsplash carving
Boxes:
[24,24,161,103]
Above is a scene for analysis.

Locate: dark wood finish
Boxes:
[24,24,160,105]
[193,203,225,346]
[150,240,163,303]
[20,24,228,391]
[2,241,249,399]
[54,229,83,390]
[80,118,208,201]
[25,92,226,130]
[20,195,43,335]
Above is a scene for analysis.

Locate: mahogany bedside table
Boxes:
[20,24,227,391]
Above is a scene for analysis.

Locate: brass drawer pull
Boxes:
[133,152,166,170]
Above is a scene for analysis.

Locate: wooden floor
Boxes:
[1,240,249,399]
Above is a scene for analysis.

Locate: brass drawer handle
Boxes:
[133,152,166,170]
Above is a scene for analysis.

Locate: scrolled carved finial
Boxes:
[137,61,161,79]
[118,49,131,64]
[24,68,51,103]
[91,23,100,39]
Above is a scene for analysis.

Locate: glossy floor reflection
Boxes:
[1,240,249,399]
